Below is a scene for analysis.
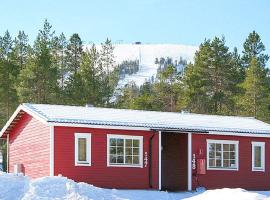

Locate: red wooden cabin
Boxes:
[1,103,270,191]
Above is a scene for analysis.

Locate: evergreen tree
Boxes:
[13,31,29,70]
[17,19,58,103]
[80,45,100,105]
[179,37,241,114]
[0,31,19,124]
[66,33,83,74]
[242,31,269,67]
[238,57,270,120]
[99,38,115,104]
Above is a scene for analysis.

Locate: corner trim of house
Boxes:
[49,125,54,176]
[188,132,192,191]
[158,131,162,190]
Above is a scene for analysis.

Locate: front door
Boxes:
[161,133,188,191]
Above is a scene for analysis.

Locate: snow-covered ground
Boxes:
[1,173,270,200]
[92,44,198,87]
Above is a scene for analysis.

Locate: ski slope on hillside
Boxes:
[94,44,198,87]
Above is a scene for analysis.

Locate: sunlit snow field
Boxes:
[1,173,270,200]
[92,44,198,87]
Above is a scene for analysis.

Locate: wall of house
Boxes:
[9,113,50,178]
[192,134,270,190]
[54,126,159,189]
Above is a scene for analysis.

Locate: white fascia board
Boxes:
[0,104,48,138]
[204,131,270,138]
[49,125,54,176]
[48,122,150,131]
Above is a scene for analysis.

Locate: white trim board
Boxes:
[158,131,162,190]
[206,131,270,138]
[49,126,54,176]
[49,122,150,131]
[187,133,192,191]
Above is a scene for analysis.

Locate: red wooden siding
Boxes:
[54,126,159,189]
[192,134,270,190]
[9,113,50,178]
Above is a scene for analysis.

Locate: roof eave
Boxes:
[0,104,49,137]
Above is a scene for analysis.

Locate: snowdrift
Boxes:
[0,173,270,200]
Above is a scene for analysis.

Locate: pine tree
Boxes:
[242,31,269,67]
[80,45,100,105]
[179,37,241,114]
[238,57,270,120]
[99,38,115,104]
[13,31,29,70]
[17,19,58,103]
[0,31,19,124]
[66,33,83,74]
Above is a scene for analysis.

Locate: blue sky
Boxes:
[0,0,269,54]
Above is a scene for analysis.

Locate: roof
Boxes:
[1,103,270,137]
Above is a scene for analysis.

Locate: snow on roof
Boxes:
[19,103,270,134]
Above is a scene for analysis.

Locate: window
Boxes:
[252,142,265,172]
[207,139,239,170]
[75,133,91,166]
[107,134,143,167]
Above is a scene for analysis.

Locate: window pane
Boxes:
[209,143,215,152]
[110,155,116,163]
[125,156,132,164]
[110,138,116,146]
[125,147,132,155]
[117,139,124,146]
[223,160,229,167]
[117,156,124,163]
[230,160,236,167]
[223,152,229,159]
[209,159,215,167]
[78,138,87,161]
[255,146,262,168]
[216,151,221,159]
[230,144,235,151]
[133,140,139,147]
[116,147,124,155]
[223,144,229,151]
[216,144,221,151]
[133,148,139,155]
[133,156,139,164]
[216,159,222,167]
[110,147,116,154]
[126,139,132,147]
[230,152,235,159]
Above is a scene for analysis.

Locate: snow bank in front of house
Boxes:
[183,188,268,200]
[1,172,270,200]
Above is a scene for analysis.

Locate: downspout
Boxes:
[148,132,156,188]
[6,134,9,173]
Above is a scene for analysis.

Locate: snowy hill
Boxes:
[93,43,198,87]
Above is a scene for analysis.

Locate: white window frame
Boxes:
[207,139,239,171]
[107,134,143,168]
[252,142,265,172]
[75,133,91,166]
